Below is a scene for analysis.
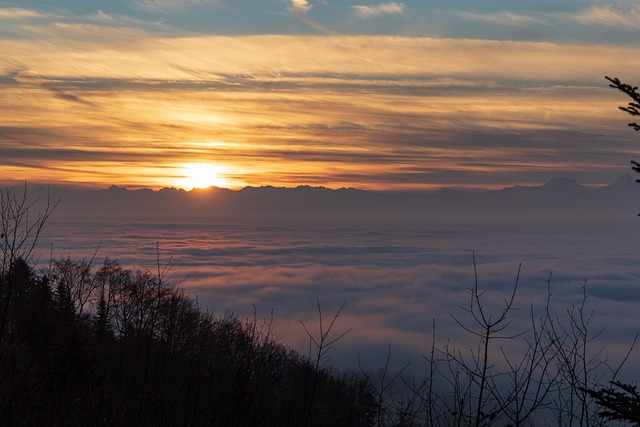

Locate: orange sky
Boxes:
[2,8,640,190]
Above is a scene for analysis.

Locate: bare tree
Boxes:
[547,279,638,427]
[49,250,99,321]
[0,183,56,271]
[394,256,634,427]
[300,297,351,426]
[441,257,531,427]
[0,184,56,361]
[358,345,411,426]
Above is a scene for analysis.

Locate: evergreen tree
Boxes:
[606,76,640,180]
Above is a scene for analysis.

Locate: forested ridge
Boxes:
[0,255,376,426]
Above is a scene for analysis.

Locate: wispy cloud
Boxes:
[135,0,219,14]
[0,8,44,19]
[13,70,94,106]
[4,32,639,85]
[457,10,541,26]
[353,2,405,17]
[288,0,313,15]
[570,4,640,29]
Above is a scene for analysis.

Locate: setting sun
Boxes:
[175,163,228,189]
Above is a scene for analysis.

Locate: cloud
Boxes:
[38,213,640,375]
[6,32,640,84]
[353,2,405,17]
[0,8,44,19]
[13,70,94,105]
[570,4,640,29]
[288,0,313,15]
[457,11,542,26]
[2,33,638,190]
[134,0,219,14]
[2,14,640,190]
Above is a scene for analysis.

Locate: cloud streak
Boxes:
[3,31,640,83]
[0,37,635,190]
[457,10,542,26]
[570,4,640,29]
[134,0,219,14]
[0,8,45,18]
[353,2,405,17]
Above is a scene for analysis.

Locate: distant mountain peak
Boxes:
[497,176,596,199]
[610,173,635,187]
[598,173,640,195]
[540,176,582,190]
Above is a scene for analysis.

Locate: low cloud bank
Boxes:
[33,178,640,377]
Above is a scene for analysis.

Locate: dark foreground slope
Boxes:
[0,258,375,426]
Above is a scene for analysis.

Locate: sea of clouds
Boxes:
[33,179,640,379]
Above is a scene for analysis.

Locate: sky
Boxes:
[2,0,640,190]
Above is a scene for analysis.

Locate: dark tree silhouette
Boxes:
[0,253,375,425]
[606,76,640,180]
[606,76,640,131]
[585,381,640,426]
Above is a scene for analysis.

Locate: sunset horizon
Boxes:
[2,1,640,425]
[3,2,640,191]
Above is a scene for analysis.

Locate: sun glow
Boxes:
[175,163,228,189]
